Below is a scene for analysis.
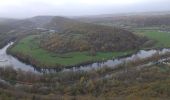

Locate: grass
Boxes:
[135,29,170,48]
[10,35,132,67]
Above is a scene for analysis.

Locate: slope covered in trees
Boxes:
[41,17,147,54]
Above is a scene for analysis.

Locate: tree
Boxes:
[86,80,95,93]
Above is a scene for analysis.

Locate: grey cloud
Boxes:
[0,0,170,18]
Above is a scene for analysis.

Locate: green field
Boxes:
[10,35,132,67]
[136,30,170,48]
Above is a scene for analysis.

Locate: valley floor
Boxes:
[9,28,170,69]
[9,35,132,68]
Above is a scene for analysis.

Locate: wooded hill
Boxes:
[0,16,147,52]
[41,17,147,54]
[0,16,53,48]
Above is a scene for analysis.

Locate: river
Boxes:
[0,42,170,73]
[0,42,37,72]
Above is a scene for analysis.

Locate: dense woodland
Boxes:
[41,17,147,54]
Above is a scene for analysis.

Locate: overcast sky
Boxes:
[0,0,170,18]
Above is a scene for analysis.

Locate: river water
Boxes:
[0,42,170,73]
[0,42,36,72]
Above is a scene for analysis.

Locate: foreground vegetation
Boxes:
[1,51,170,99]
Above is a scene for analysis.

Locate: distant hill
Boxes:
[0,16,54,48]
[0,16,54,33]
[0,18,17,23]
[76,13,170,28]
[44,16,83,32]
[27,16,54,27]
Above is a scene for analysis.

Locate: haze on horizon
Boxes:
[0,0,170,18]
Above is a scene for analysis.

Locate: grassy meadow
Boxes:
[135,29,170,48]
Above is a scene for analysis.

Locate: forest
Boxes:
[41,17,147,54]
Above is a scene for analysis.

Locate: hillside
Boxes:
[0,16,54,48]
[41,17,147,53]
[8,16,147,68]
